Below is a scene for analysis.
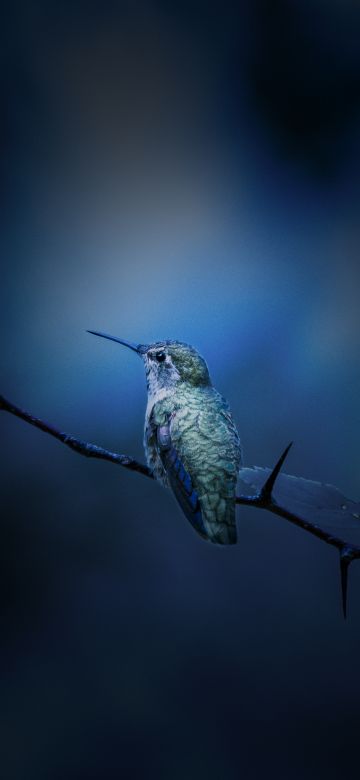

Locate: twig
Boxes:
[1,395,359,616]
[236,444,360,617]
[0,394,153,479]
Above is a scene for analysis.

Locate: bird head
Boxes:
[87,331,212,393]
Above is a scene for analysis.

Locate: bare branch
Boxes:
[0,394,154,479]
[236,490,360,559]
[2,394,359,615]
[237,444,360,617]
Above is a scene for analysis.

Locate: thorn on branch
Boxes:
[340,547,354,620]
[259,442,293,505]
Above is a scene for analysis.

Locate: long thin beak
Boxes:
[87,330,147,355]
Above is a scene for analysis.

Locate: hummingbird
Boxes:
[2,331,360,615]
[87,331,242,545]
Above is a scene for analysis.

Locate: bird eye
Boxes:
[156,352,166,363]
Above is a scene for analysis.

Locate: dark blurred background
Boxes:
[1,2,360,778]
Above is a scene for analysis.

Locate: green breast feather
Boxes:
[149,388,242,544]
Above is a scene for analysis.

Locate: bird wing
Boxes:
[152,399,240,545]
[156,423,208,540]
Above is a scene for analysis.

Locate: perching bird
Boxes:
[1,331,360,615]
[88,332,242,545]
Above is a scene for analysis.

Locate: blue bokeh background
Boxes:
[1,2,360,778]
